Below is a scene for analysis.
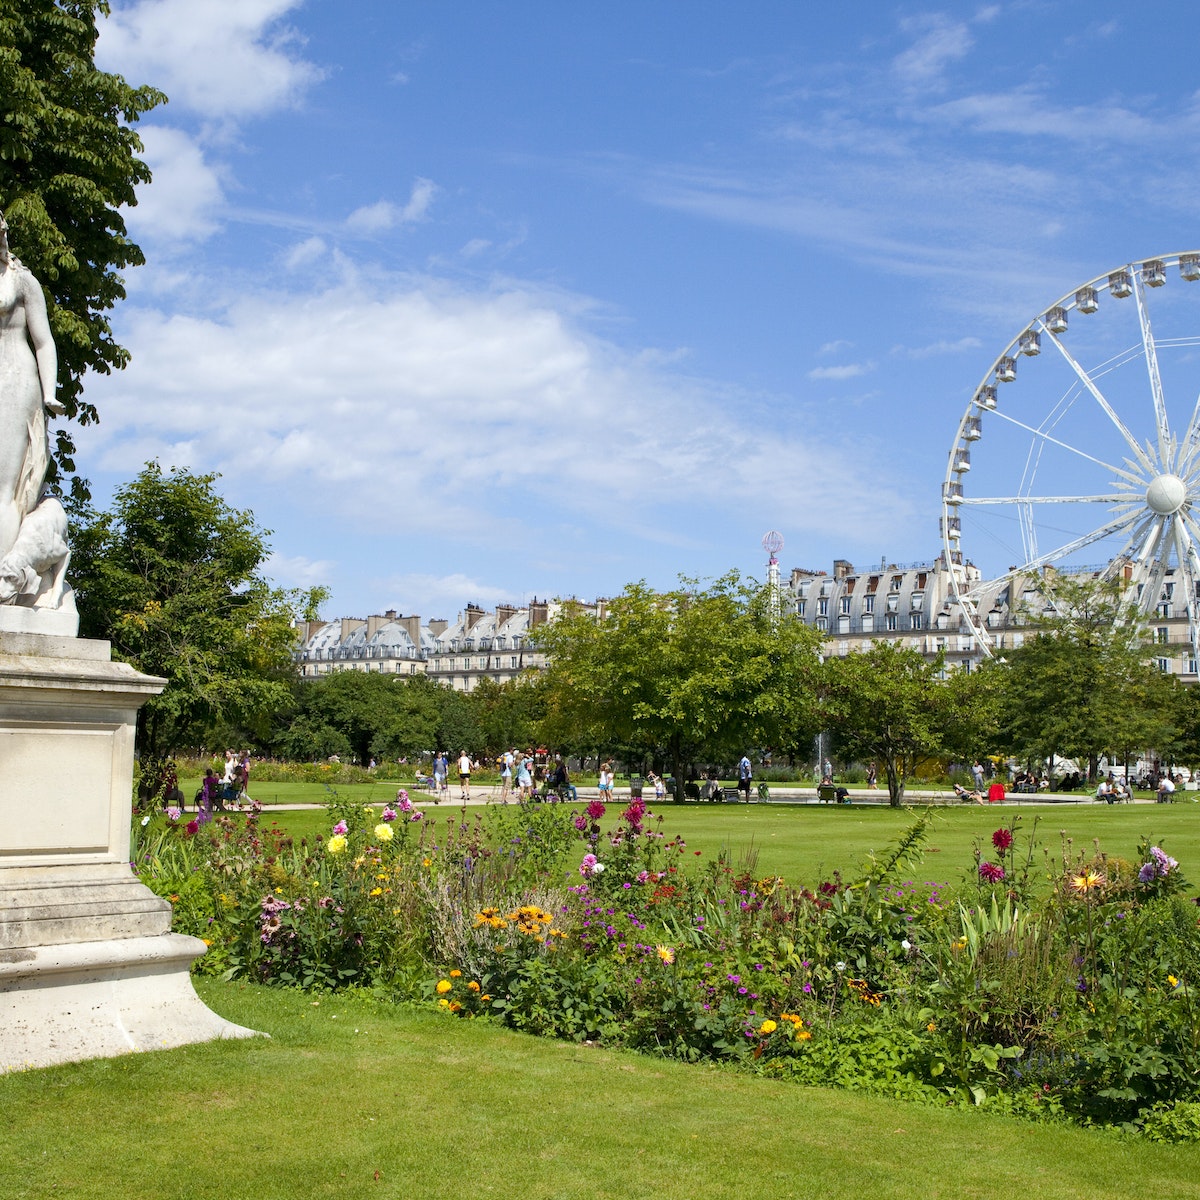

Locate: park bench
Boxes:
[817,783,848,805]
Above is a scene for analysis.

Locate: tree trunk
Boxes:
[885,754,904,807]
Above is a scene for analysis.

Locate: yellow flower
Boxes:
[449,1001,462,1012]
[436,979,453,994]
[369,887,382,896]
[758,1019,777,1035]
[927,1021,937,1032]
[1168,975,1180,988]
[951,937,968,952]
[1069,869,1106,895]
[656,945,675,965]
[327,834,348,855]
[423,857,432,868]
[437,998,450,1009]
[376,873,388,881]
[796,1029,813,1042]
[450,969,462,977]
[374,823,394,842]
[468,981,480,992]
[481,994,491,1002]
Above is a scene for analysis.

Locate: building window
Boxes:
[511,656,518,669]
[910,593,924,611]
[1157,657,1170,673]
[837,641,849,656]
[840,597,851,614]
[816,617,827,631]
[864,595,874,614]
[911,614,922,630]
[1158,603,1171,618]
[861,614,874,632]
[885,613,897,631]
[837,615,850,633]
[1157,627,1170,644]
[796,600,806,616]
[818,598,829,616]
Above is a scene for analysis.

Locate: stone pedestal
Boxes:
[0,628,259,1072]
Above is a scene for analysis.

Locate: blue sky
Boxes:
[75,1,1200,621]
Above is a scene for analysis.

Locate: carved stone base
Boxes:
[0,934,259,1071]
[0,630,261,1071]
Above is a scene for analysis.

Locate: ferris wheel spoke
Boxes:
[1170,519,1200,655]
[1134,518,1172,619]
[1177,390,1200,479]
[959,493,1135,506]
[1042,328,1158,477]
[988,407,1144,485]
[1134,272,1172,468]
[985,509,1145,578]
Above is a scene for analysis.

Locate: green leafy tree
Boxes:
[0,0,164,494]
[994,576,1176,780]
[471,673,547,756]
[68,463,314,757]
[823,641,950,806]
[536,573,823,799]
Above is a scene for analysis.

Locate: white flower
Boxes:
[593,862,605,873]
[835,961,846,972]
[901,939,912,951]
[140,815,151,826]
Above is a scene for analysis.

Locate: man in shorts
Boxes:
[458,750,472,801]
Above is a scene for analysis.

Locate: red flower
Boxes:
[585,800,606,821]
[979,861,1005,883]
[185,819,200,836]
[992,828,1013,853]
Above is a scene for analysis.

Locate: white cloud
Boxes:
[99,0,323,119]
[897,336,982,359]
[345,180,437,235]
[378,573,520,618]
[817,339,853,356]
[893,16,973,87]
[126,126,225,243]
[265,552,336,588]
[808,363,874,381]
[79,273,912,554]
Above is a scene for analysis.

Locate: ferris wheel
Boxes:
[942,252,1200,659]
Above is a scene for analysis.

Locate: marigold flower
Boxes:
[796,1029,812,1041]
[450,969,462,977]
[468,981,480,992]
[449,1001,462,1012]
[437,998,450,1008]
[436,979,453,994]
[481,994,491,1002]
[758,1019,777,1035]
[327,834,348,855]
[927,1021,937,1032]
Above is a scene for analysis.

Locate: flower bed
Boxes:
[133,792,1200,1134]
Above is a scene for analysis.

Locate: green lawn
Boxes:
[258,800,1200,889]
[2,980,1198,1200]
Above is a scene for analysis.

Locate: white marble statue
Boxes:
[0,210,74,615]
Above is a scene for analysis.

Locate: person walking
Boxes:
[500,748,514,803]
[433,752,447,801]
[517,751,533,800]
[598,760,614,802]
[737,754,753,802]
[457,750,472,801]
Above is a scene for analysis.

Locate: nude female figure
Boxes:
[0,211,61,564]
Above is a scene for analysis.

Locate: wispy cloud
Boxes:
[808,363,874,381]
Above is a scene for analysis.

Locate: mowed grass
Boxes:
[260,800,1200,889]
[2,980,1199,1200]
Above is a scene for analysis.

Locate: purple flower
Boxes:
[410,812,423,822]
[1139,862,1157,884]
[331,819,348,836]
[381,806,397,822]
[979,861,1006,883]
[1151,846,1178,876]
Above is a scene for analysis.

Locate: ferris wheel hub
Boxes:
[1146,473,1188,515]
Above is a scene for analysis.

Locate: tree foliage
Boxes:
[536,574,824,797]
[68,463,312,757]
[993,576,1178,778]
[823,641,954,806]
[0,0,164,494]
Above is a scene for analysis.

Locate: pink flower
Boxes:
[381,806,397,822]
[979,861,1006,883]
[331,820,348,836]
[586,800,606,820]
[398,797,414,812]
[991,828,1013,853]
